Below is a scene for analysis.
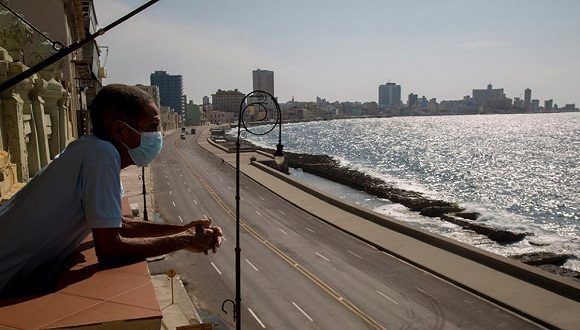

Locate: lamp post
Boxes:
[141,166,148,221]
[222,90,284,330]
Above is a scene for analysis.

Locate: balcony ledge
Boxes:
[0,198,162,329]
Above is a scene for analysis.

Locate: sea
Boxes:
[241,113,580,271]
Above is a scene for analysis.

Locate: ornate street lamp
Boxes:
[222,90,284,329]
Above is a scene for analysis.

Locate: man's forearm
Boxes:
[95,229,193,262]
[121,218,191,237]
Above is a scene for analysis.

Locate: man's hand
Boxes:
[185,218,222,255]
[184,217,213,230]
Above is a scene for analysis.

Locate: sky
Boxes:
[94,0,580,106]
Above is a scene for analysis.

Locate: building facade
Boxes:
[252,69,274,96]
[211,89,245,114]
[135,84,161,108]
[524,88,531,111]
[207,110,234,125]
[150,70,184,114]
[184,100,201,126]
[378,82,401,107]
[407,93,418,108]
[472,84,510,109]
[1,0,101,202]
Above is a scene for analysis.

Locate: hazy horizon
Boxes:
[95,0,580,106]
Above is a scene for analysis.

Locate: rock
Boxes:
[440,214,530,244]
[536,264,580,281]
[529,241,551,247]
[488,230,528,244]
[511,252,572,266]
[420,206,464,217]
[455,212,480,220]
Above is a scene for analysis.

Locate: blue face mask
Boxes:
[121,121,163,166]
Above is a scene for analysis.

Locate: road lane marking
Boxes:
[347,250,363,259]
[222,236,228,241]
[241,197,245,201]
[169,190,172,195]
[211,262,222,275]
[278,210,285,215]
[193,199,198,205]
[178,216,183,223]
[255,210,262,216]
[245,259,259,271]
[376,290,399,305]
[172,201,176,207]
[259,196,265,201]
[227,185,232,190]
[316,252,330,261]
[188,188,191,193]
[291,301,314,322]
[278,228,288,235]
[183,180,187,185]
[247,308,266,328]
[417,287,435,299]
[165,175,167,178]
[305,227,315,234]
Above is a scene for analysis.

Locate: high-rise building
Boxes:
[378,82,401,107]
[253,69,274,96]
[524,88,531,111]
[150,70,184,114]
[407,93,418,108]
[544,99,553,112]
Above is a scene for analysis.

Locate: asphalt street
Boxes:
[147,131,543,330]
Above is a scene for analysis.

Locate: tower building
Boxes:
[252,69,274,96]
[524,88,532,111]
[150,70,184,114]
[378,82,401,107]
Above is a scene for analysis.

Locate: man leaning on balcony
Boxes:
[0,84,222,296]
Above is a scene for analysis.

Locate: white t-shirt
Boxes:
[0,135,123,292]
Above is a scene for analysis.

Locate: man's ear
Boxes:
[109,120,126,145]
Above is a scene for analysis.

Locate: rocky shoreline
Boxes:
[212,135,578,280]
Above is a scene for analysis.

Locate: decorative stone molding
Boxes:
[0,7,32,62]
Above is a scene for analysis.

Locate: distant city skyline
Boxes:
[95,0,580,106]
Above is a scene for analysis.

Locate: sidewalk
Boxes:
[120,165,154,222]
[121,166,205,329]
[151,275,202,329]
